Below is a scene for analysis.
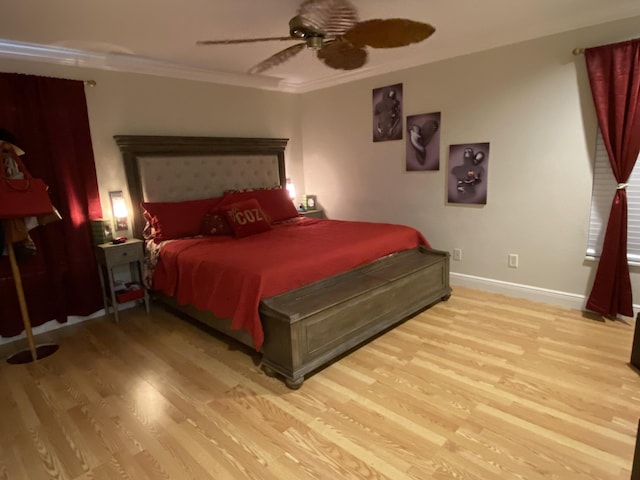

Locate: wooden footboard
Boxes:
[259,246,451,389]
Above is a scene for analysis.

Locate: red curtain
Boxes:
[585,39,640,318]
[0,73,103,336]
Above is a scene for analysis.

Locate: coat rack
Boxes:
[1,134,60,364]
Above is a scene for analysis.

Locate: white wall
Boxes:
[299,16,640,310]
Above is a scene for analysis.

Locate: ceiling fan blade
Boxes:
[317,39,367,70]
[197,37,294,45]
[248,43,306,74]
[343,19,435,48]
[298,0,359,36]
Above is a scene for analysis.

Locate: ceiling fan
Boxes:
[196,0,435,74]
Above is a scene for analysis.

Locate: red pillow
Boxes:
[142,196,222,243]
[220,187,298,223]
[220,198,271,238]
[201,212,233,236]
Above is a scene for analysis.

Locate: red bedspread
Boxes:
[152,218,429,350]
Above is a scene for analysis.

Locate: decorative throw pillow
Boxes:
[142,196,222,243]
[201,212,233,236]
[219,198,271,238]
[220,187,299,223]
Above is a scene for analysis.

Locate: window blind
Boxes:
[586,130,640,263]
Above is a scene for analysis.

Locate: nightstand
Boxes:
[300,209,325,219]
[95,238,150,322]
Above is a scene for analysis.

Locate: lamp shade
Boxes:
[109,191,129,231]
[286,179,296,200]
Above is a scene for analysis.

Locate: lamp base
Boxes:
[7,344,59,364]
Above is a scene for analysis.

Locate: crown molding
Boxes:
[0,39,301,93]
[0,38,444,94]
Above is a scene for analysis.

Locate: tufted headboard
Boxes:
[114,135,288,239]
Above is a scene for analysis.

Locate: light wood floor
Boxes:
[1,286,639,480]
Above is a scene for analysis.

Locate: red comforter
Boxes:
[153,218,429,350]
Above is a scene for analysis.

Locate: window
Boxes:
[586,130,640,263]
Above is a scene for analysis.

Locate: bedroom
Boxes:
[1,1,640,478]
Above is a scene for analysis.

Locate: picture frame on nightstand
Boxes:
[305,195,317,210]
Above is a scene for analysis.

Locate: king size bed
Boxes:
[116,135,451,389]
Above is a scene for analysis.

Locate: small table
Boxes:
[95,238,150,322]
[300,209,325,219]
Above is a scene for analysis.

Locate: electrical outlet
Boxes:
[508,253,519,268]
[453,248,462,261]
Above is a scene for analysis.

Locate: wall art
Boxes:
[406,112,440,171]
[372,83,402,142]
[447,143,490,205]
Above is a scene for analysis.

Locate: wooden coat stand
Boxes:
[6,236,37,360]
[5,234,59,364]
[2,138,60,363]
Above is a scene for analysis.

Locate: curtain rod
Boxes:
[84,80,96,87]
[573,38,640,55]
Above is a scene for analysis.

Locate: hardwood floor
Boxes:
[0,286,638,479]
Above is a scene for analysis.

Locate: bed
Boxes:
[116,135,451,389]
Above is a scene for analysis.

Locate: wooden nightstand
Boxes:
[95,238,150,322]
[300,209,325,219]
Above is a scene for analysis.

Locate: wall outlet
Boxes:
[508,253,519,268]
[453,248,462,261]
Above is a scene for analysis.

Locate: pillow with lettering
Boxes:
[220,198,271,238]
[221,187,299,223]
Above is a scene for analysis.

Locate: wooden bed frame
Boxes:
[116,135,451,389]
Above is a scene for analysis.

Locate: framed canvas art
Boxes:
[372,83,403,142]
[447,143,490,205]
[406,112,441,171]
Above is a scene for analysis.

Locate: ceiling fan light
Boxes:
[289,15,324,40]
[289,16,308,38]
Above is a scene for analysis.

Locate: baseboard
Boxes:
[0,301,138,346]
[450,272,640,318]
[451,272,640,314]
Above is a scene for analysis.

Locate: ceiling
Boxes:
[2,0,640,93]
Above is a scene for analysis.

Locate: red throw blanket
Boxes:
[153,218,429,350]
